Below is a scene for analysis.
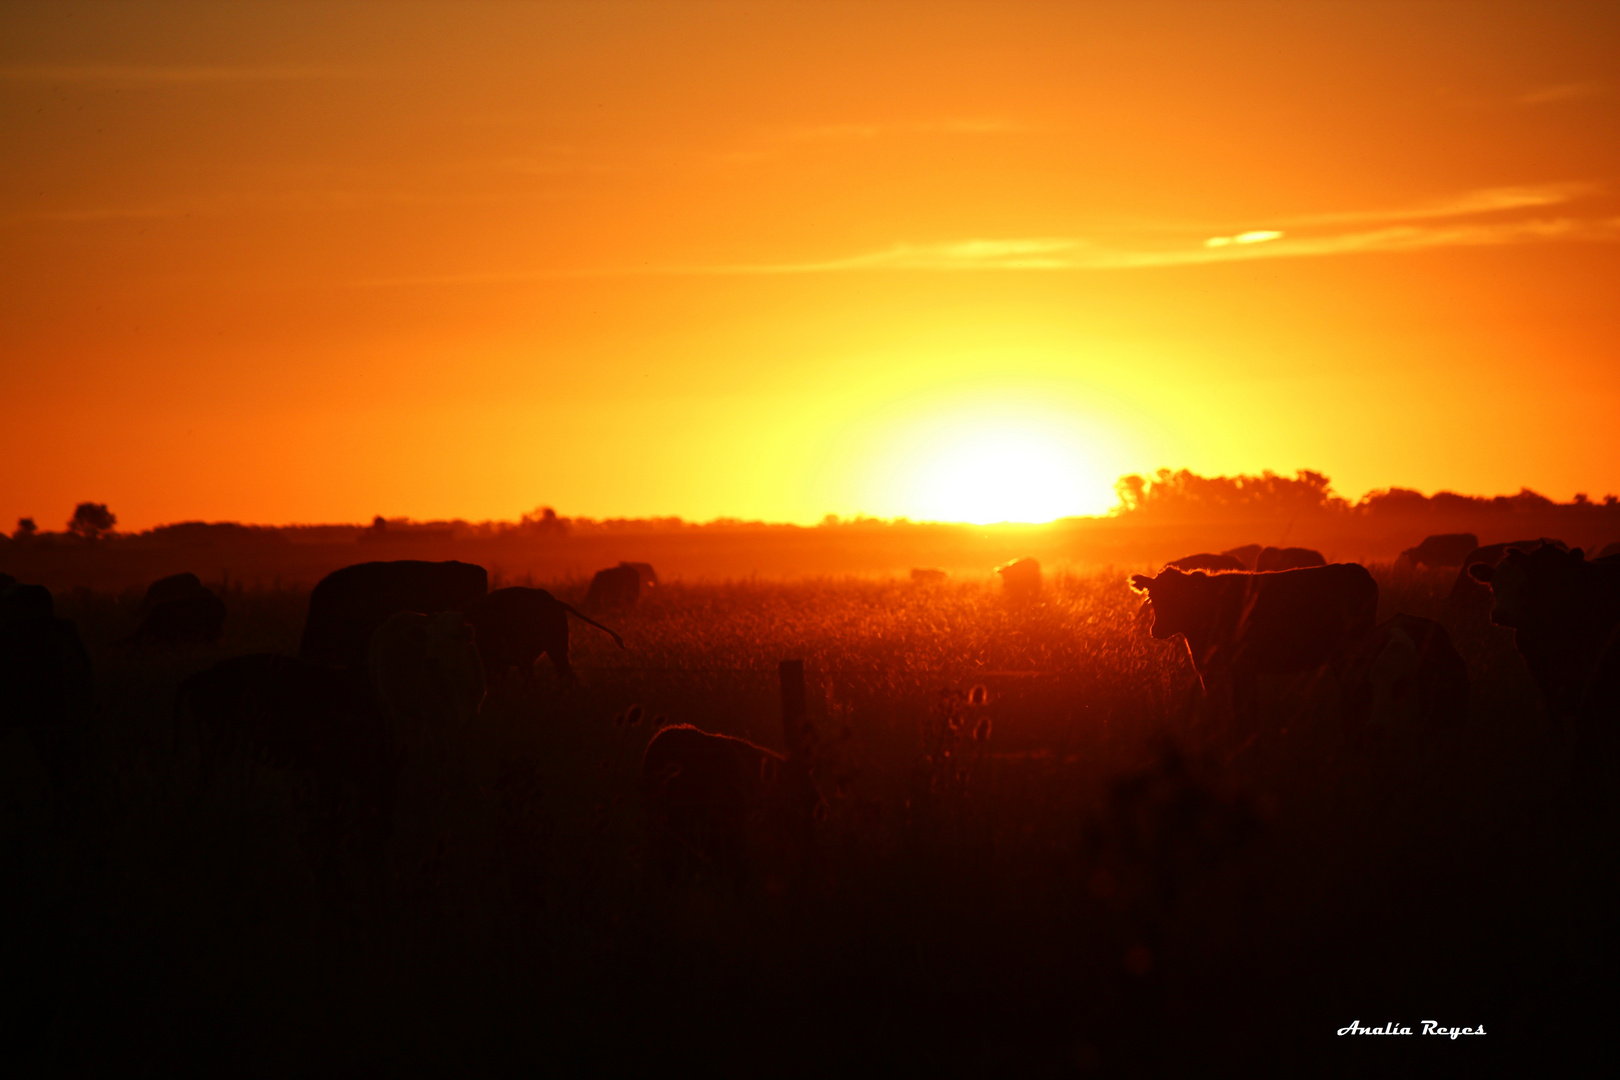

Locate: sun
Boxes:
[898,421,1109,524]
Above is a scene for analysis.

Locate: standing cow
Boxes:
[120,575,227,649]
[1444,539,1567,617]
[462,586,626,686]
[1399,534,1479,571]
[1129,564,1378,722]
[1342,614,1470,733]
[1468,543,1620,722]
[1,580,93,789]
[299,560,487,668]
[584,561,658,610]
[996,557,1042,601]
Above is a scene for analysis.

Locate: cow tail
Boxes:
[560,603,627,650]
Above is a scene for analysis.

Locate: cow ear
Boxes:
[1468,564,1494,582]
[1128,574,1152,593]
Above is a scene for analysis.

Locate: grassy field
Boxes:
[3,566,1611,1074]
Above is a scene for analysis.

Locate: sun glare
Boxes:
[902,424,1106,524]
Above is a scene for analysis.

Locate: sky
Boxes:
[3,0,1619,529]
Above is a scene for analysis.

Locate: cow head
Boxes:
[1129,568,1209,641]
[1467,542,1582,629]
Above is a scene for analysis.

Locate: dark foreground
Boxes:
[3,568,1615,1075]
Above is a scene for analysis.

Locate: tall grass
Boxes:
[2,567,1609,1074]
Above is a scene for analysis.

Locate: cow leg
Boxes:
[548,643,577,687]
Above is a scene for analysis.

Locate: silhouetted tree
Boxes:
[517,506,567,536]
[67,502,116,540]
[1113,469,1345,519]
[14,517,37,539]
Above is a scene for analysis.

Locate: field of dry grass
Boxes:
[3,565,1611,1074]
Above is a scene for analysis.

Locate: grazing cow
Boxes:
[1222,545,1264,570]
[119,588,226,648]
[299,560,488,668]
[461,586,626,686]
[640,723,823,882]
[1468,543,1620,721]
[1342,614,1470,732]
[996,557,1042,600]
[1,581,93,788]
[367,611,487,729]
[584,564,643,609]
[910,567,948,584]
[1444,539,1567,615]
[178,653,399,852]
[138,571,205,614]
[1399,534,1478,571]
[1165,553,1248,573]
[1128,564,1379,720]
[1255,546,1327,572]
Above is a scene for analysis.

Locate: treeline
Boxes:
[1113,468,1619,523]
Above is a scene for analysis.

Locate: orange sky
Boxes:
[4,1,1618,529]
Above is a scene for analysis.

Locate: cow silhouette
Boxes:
[585,562,657,609]
[138,572,205,615]
[299,560,487,668]
[1399,534,1478,570]
[996,557,1042,601]
[1469,543,1620,721]
[1,580,93,789]
[1221,545,1263,570]
[1342,614,1470,732]
[462,586,625,686]
[1129,564,1378,722]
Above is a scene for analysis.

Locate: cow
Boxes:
[1342,614,1470,733]
[298,560,487,668]
[585,562,658,610]
[138,571,205,614]
[1468,543,1620,721]
[1399,533,1479,571]
[461,586,626,687]
[177,652,401,860]
[119,588,226,648]
[1222,545,1264,570]
[910,567,948,584]
[1128,563,1379,722]
[1255,546,1327,572]
[1,580,93,789]
[640,723,823,883]
[367,611,487,730]
[996,557,1042,601]
[1165,553,1248,573]
[1444,538,1567,616]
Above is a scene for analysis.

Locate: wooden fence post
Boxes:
[779,658,807,760]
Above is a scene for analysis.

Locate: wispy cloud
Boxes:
[1519,82,1605,105]
[0,64,366,86]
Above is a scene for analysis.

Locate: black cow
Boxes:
[996,557,1042,600]
[1445,538,1567,616]
[1,580,93,789]
[138,572,205,614]
[1468,543,1620,721]
[1165,553,1248,573]
[584,563,648,609]
[462,586,625,686]
[1129,564,1378,720]
[1255,546,1327,572]
[640,723,823,881]
[1222,545,1264,570]
[1399,533,1478,570]
[120,589,226,648]
[1342,614,1470,732]
[299,560,488,668]
[178,653,399,850]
